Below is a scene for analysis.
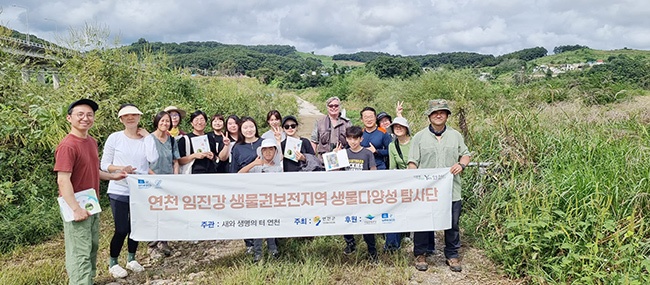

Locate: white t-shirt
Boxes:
[100,131,158,196]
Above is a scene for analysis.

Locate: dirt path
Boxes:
[295,95,322,138]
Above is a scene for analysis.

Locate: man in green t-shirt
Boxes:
[408,99,471,272]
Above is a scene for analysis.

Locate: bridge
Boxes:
[0,36,77,88]
[0,35,77,60]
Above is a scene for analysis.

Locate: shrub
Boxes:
[0,45,297,253]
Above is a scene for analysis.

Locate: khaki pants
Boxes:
[63,213,100,285]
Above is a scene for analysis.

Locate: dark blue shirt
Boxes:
[230,138,262,173]
[361,127,392,170]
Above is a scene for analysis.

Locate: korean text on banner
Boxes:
[127,168,453,241]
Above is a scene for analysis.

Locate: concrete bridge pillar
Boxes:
[21,69,31,83]
[37,70,46,84]
[52,73,60,89]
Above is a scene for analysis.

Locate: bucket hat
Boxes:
[389,116,411,135]
[424,99,451,116]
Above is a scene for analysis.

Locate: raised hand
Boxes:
[272,125,283,142]
[396,101,404,118]
[333,142,343,152]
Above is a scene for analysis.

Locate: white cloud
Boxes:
[1,0,649,56]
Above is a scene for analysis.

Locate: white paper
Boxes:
[58,188,102,222]
[190,135,210,153]
[283,137,302,162]
[322,150,350,171]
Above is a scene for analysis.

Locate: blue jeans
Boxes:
[384,233,402,250]
[413,200,462,259]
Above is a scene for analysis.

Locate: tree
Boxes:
[218,59,237,76]
[553,45,589,54]
[332,51,391,62]
[250,68,276,84]
[304,57,323,73]
[498,47,548,61]
[366,56,422,79]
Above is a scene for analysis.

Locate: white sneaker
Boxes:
[126,260,145,272]
[109,264,128,278]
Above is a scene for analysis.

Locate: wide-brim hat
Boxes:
[68,99,98,114]
[425,99,452,116]
[117,105,143,117]
[256,138,278,157]
[389,116,411,135]
[164,106,187,118]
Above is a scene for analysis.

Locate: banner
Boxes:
[127,168,453,241]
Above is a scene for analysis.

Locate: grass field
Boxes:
[531,48,650,65]
[295,51,365,67]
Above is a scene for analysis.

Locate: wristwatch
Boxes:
[459,163,466,170]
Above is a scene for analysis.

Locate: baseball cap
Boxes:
[68,99,98,115]
[376,111,392,123]
[282,115,298,126]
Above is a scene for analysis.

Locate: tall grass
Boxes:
[318,68,650,283]
[0,48,297,253]
[465,96,650,283]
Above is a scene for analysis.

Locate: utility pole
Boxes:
[12,4,30,44]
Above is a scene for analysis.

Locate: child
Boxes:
[337,126,378,261]
[238,138,283,262]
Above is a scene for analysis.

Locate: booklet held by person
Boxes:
[322,150,350,171]
[284,136,302,162]
[191,135,210,153]
[58,188,102,222]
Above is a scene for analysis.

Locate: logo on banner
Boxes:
[137,179,162,189]
[413,174,445,181]
[313,216,321,226]
[381,213,396,223]
[363,214,377,225]
[319,216,336,225]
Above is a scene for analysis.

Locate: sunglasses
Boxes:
[283,124,298,130]
[327,104,339,108]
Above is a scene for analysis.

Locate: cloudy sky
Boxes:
[2,0,649,56]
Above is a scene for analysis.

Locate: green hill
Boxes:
[532,48,650,65]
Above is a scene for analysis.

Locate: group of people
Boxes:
[311,97,470,272]
[54,96,470,284]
